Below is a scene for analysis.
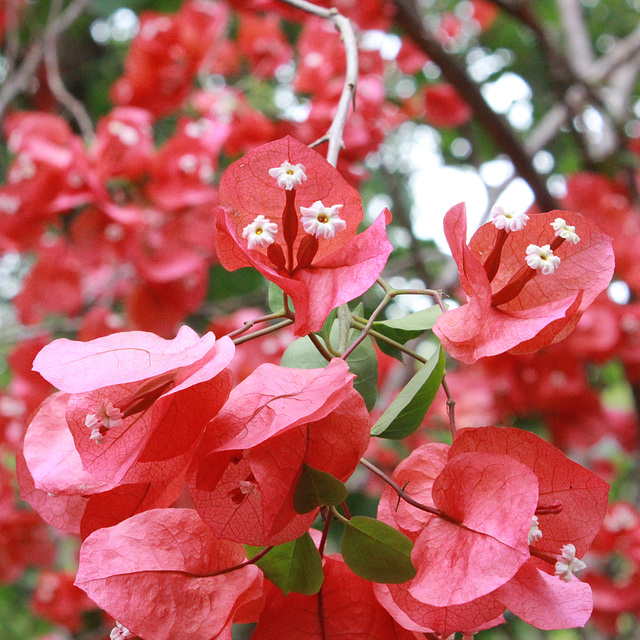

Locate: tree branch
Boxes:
[392,0,559,212]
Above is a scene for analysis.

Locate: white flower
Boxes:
[555,543,587,582]
[525,244,561,275]
[110,622,133,640]
[85,401,123,444]
[242,215,278,250]
[268,161,307,190]
[528,515,543,544]
[551,218,580,244]
[300,201,346,239]
[491,205,529,232]
[107,120,139,146]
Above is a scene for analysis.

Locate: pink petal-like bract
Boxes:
[408,452,538,606]
[433,203,614,362]
[33,325,218,393]
[449,426,610,556]
[190,361,369,545]
[75,509,264,640]
[493,561,593,629]
[253,555,420,639]
[215,136,393,335]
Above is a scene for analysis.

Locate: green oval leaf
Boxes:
[341,516,417,584]
[293,463,348,514]
[370,346,445,440]
[245,532,323,596]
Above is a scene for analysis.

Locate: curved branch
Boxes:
[278,0,358,168]
[392,0,559,212]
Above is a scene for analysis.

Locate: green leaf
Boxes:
[372,307,442,356]
[293,463,348,514]
[371,346,445,440]
[268,282,285,313]
[245,533,324,596]
[341,516,417,584]
[280,328,378,411]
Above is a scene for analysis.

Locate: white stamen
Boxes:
[555,543,587,582]
[525,244,561,275]
[268,161,307,190]
[551,218,580,244]
[528,515,543,544]
[300,200,346,239]
[242,215,278,250]
[491,205,529,232]
[110,622,133,640]
[239,480,258,496]
[85,401,123,444]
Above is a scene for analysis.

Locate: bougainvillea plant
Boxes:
[1,0,635,639]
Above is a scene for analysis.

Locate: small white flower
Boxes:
[491,205,529,232]
[525,244,561,275]
[85,401,123,444]
[268,161,307,190]
[110,621,133,640]
[178,153,198,174]
[300,201,346,239]
[242,215,278,250]
[551,218,580,244]
[555,543,587,582]
[528,515,543,544]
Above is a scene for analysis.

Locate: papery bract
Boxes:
[433,203,614,362]
[75,509,264,640]
[253,555,420,639]
[31,327,234,485]
[214,136,392,335]
[189,360,370,545]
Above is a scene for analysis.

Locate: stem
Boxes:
[318,508,332,557]
[341,292,391,360]
[277,0,358,169]
[227,311,292,339]
[232,318,294,345]
[351,317,427,363]
[441,377,457,438]
[309,332,333,362]
[358,458,459,524]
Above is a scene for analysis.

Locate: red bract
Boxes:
[215,136,393,335]
[189,359,369,545]
[374,427,607,636]
[75,509,264,640]
[30,326,234,485]
[253,555,420,639]
[433,203,614,362]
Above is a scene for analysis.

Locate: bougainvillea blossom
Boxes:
[374,426,606,635]
[189,359,369,545]
[214,136,392,335]
[75,509,264,640]
[30,326,234,484]
[433,203,615,362]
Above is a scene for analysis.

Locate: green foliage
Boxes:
[341,516,417,584]
[293,463,348,514]
[371,346,446,439]
[245,532,324,596]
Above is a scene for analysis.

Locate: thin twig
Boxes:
[232,318,295,345]
[0,0,91,125]
[278,0,358,168]
[309,331,333,362]
[341,292,391,360]
[44,0,95,142]
[358,458,457,523]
